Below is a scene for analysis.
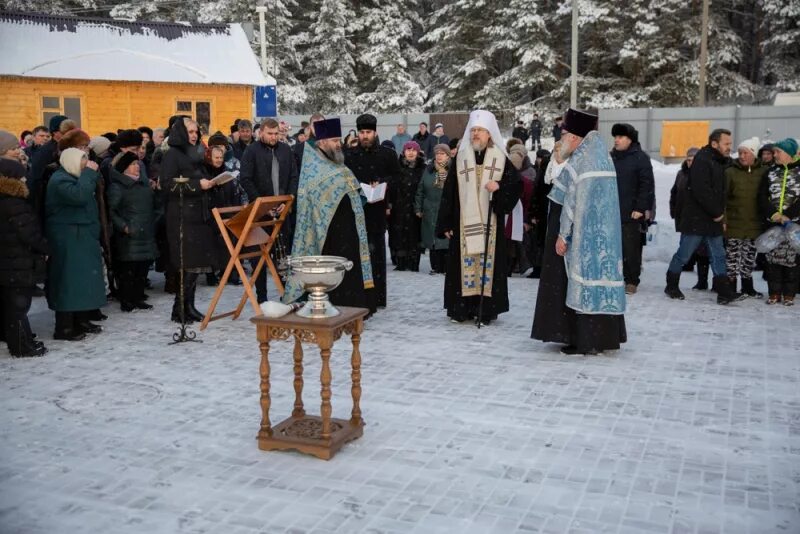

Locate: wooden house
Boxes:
[0,11,275,136]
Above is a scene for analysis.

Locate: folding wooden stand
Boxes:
[200,195,294,331]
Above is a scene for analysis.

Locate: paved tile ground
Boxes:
[1,252,797,534]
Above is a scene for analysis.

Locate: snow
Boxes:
[1,159,799,532]
[0,17,273,86]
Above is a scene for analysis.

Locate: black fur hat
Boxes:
[611,123,639,144]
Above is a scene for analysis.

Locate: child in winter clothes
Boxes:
[0,159,49,357]
[759,138,800,305]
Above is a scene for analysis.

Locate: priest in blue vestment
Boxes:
[531,108,627,355]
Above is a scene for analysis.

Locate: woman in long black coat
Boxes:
[159,118,223,323]
[388,141,425,271]
[0,159,49,356]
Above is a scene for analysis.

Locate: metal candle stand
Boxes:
[170,176,202,345]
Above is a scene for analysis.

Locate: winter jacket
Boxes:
[669,162,690,229]
[724,159,767,239]
[231,138,254,161]
[678,145,729,236]
[391,133,412,155]
[0,177,48,287]
[159,118,223,270]
[423,134,450,160]
[551,124,562,140]
[412,131,430,146]
[415,162,450,250]
[759,159,800,225]
[107,168,161,262]
[345,142,401,234]
[44,166,106,311]
[530,119,543,136]
[239,140,299,201]
[388,154,425,253]
[512,126,529,143]
[611,142,655,224]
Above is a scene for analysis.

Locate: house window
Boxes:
[175,100,212,135]
[41,96,82,127]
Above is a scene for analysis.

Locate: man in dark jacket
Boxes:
[530,114,543,151]
[0,159,49,357]
[28,114,68,218]
[665,129,743,304]
[512,120,529,145]
[550,116,562,143]
[239,118,299,303]
[423,123,450,161]
[231,120,254,160]
[611,123,655,294]
[345,113,401,309]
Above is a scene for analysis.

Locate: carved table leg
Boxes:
[292,334,305,418]
[350,319,363,426]
[258,338,272,438]
[319,336,333,441]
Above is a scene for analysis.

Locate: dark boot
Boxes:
[692,261,709,290]
[716,276,746,305]
[164,270,178,294]
[187,275,204,322]
[664,271,685,300]
[171,272,198,323]
[54,312,86,341]
[75,311,102,334]
[740,278,763,298]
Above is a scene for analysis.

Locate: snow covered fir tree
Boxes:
[0,0,798,115]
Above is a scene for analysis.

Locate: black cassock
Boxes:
[321,196,374,313]
[345,143,400,309]
[435,150,521,322]
[531,201,627,351]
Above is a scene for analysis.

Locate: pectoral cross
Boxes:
[485,158,503,181]
[459,160,475,183]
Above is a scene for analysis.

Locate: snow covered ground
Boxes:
[1,162,798,534]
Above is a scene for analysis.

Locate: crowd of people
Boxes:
[1,109,798,359]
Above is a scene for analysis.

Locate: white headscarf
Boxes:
[60,147,86,178]
[458,109,508,159]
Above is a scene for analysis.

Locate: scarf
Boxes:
[434,161,449,188]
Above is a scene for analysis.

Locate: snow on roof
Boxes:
[0,12,275,86]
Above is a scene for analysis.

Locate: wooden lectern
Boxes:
[200,195,294,331]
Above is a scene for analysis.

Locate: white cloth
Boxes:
[456,145,506,254]
[506,201,524,241]
[457,109,508,160]
[59,147,86,178]
[544,158,567,185]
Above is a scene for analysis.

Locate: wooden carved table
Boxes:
[250,306,369,460]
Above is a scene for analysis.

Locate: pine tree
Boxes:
[760,0,800,92]
[300,0,358,113]
[352,0,426,112]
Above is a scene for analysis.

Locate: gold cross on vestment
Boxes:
[459,160,475,182]
[485,158,503,181]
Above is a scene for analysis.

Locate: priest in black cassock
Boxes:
[345,113,400,310]
[283,118,375,314]
[435,110,522,325]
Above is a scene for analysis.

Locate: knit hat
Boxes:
[49,114,68,133]
[448,138,460,150]
[433,143,450,156]
[536,149,551,159]
[773,138,799,157]
[0,157,26,179]
[402,140,421,153]
[434,123,444,130]
[113,151,139,174]
[508,143,528,169]
[611,123,639,144]
[0,129,18,154]
[737,137,760,156]
[686,147,700,157]
[116,129,144,149]
[59,119,77,134]
[89,136,112,157]
[57,129,91,152]
[60,147,87,178]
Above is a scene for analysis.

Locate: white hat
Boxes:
[458,110,508,158]
[59,147,87,178]
[737,137,760,156]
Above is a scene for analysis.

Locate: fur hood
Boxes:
[0,176,29,199]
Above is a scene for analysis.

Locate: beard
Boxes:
[359,137,375,149]
[319,144,344,165]
[471,139,488,152]
[558,142,575,161]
